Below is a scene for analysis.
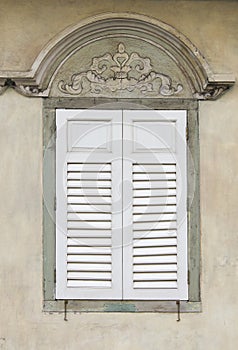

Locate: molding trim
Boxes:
[0,13,235,99]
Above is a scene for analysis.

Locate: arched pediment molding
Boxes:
[0,13,234,99]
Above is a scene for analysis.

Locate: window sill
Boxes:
[43,300,201,313]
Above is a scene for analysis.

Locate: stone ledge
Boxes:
[43,300,202,313]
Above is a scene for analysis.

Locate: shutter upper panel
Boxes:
[56,109,122,299]
[123,110,188,300]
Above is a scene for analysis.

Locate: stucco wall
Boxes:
[0,1,238,349]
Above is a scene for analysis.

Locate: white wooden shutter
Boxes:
[56,109,122,299]
[123,110,188,300]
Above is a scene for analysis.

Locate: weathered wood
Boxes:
[42,98,201,310]
[43,108,56,300]
[43,98,198,110]
[187,107,201,302]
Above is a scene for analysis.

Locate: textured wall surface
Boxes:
[0,1,238,349]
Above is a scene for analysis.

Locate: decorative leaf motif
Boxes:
[58,43,183,96]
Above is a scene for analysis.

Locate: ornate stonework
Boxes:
[15,85,47,97]
[0,14,234,99]
[58,43,183,97]
[194,83,232,100]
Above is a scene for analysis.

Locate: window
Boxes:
[55,108,188,301]
[43,98,200,312]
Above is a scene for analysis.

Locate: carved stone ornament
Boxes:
[194,83,232,100]
[0,14,234,99]
[14,84,47,97]
[58,43,183,97]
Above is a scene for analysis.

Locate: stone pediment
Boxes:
[0,13,234,99]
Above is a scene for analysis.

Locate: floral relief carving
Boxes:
[58,43,183,96]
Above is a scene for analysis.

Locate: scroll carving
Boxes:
[58,43,183,96]
[194,84,232,100]
[15,85,46,97]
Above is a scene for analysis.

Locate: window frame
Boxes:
[43,97,201,313]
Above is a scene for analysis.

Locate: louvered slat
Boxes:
[133,237,177,247]
[67,263,111,271]
[133,205,176,214]
[67,229,112,237]
[68,196,111,204]
[67,162,113,289]
[67,204,111,213]
[68,180,111,188]
[133,230,177,239]
[132,162,178,290]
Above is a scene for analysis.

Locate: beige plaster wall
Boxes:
[0,1,238,349]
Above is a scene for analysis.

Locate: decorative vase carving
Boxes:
[58,43,183,96]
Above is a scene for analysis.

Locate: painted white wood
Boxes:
[133,238,177,247]
[56,109,188,301]
[67,163,111,172]
[67,281,112,288]
[133,180,176,189]
[67,237,111,246]
[67,246,112,254]
[67,196,111,204]
[67,120,112,152]
[123,110,188,300]
[133,164,176,173]
[56,109,122,299]
[133,188,177,197]
[133,221,177,230]
[133,173,176,180]
[67,172,111,180]
[133,120,176,152]
[133,281,177,289]
[67,204,111,213]
[67,255,111,263]
[133,205,176,214]
[67,263,111,271]
[67,229,112,237]
[67,213,111,221]
[133,255,177,264]
[67,181,111,188]
[133,246,177,256]
[67,188,111,196]
[67,221,111,230]
[133,229,177,239]
[134,272,177,280]
[133,264,177,272]
[133,196,176,205]
[67,272,111,280]
[133,213,177,222]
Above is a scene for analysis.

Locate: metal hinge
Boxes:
[186,127,189,141]
[187,270,190,285]
[54,268,56,283]
[54,197,57,211]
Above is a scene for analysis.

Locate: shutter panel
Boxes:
[56,109,122,299]
[123,110,188,300]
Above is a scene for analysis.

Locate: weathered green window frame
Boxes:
[43,97,201,313]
